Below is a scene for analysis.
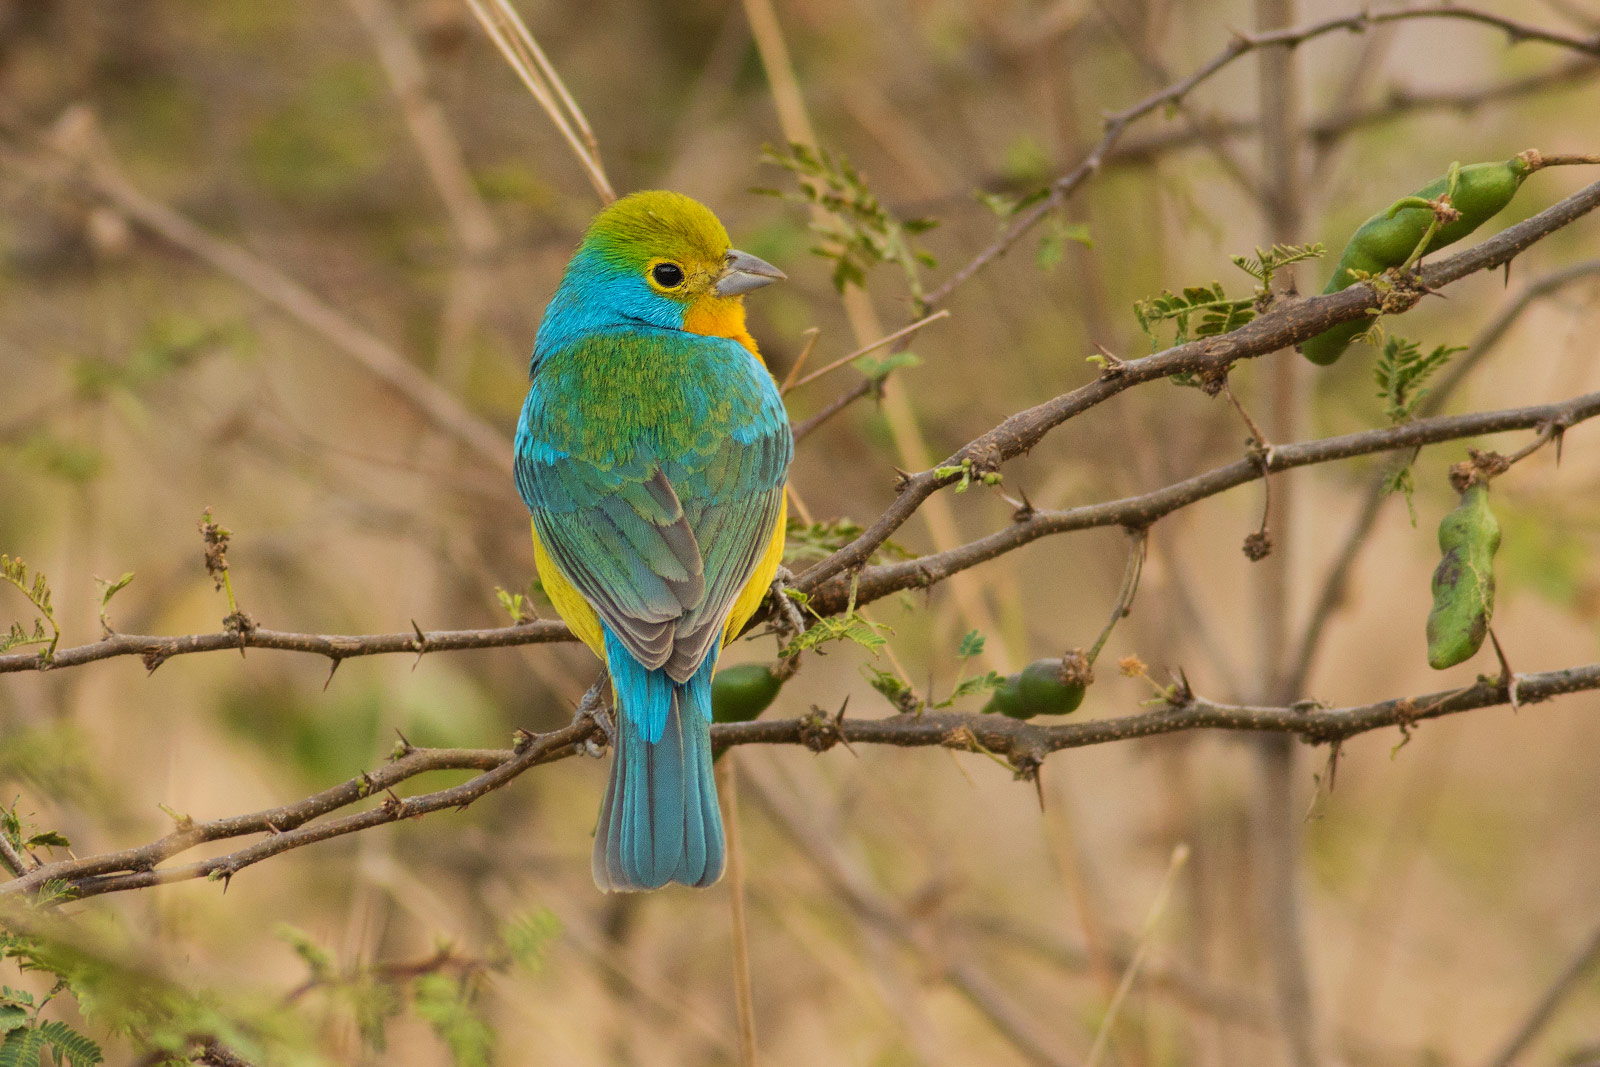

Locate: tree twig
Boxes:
[1282,259,1600,696]
[5,392,1596,677]
[0,835,33,876]
[346,0,503,389]
[740,757,1077,1067]
[0,621,571,675]
[719,755,759,1067]
[979,58,1600,205]
[803,392,1600,621]
[1086,527,1147,665]
[783,309,950,395]
[790,176,1600,601]
[1084,844,1191,1067]
[462,0,615,203]
[8,654,1600,904]
[0,118,516,473]
[920,4,1600,313]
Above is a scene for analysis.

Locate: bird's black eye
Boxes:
[651,262,685,288]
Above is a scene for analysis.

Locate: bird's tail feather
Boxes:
[594,632,725,892]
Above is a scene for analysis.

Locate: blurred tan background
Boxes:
[1,0,1599,1063]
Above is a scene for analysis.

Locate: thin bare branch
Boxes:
[1084,844,1190,1067]
[923,5,1599,311]
[1282,259,1600,696]
[814,390,1600,619]
[783,309,950,394]
[4,391,1596,677]
[719,757,760,1067]
[0,621,571,675]
[792,176,1600,602]
[10,656,1600,904]
[0,835,33,877]
[463,0,616,202]
[1098,58,1600,170]
[0,117,516,472]
[347,0,501,257]
[740,758,1078,1067]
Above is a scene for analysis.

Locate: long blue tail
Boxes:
[594,628,725,891]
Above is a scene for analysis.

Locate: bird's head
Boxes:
[534,191,784,363]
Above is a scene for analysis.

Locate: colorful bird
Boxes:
[514,191,792,892]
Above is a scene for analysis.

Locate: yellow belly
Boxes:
[531,491,788,667]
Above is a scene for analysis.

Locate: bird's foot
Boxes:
[770,566,808,639]
[573,675,616,752]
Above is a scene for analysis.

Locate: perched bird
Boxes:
[514,191,792,892]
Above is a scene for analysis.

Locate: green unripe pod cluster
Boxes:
[1302,153,1535,366]
[1425,482,1500,669]
[983,656,1088,720]
[712,663,784,724]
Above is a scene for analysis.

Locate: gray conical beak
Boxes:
[715,249,786,296]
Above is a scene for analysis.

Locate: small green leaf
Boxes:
[781,614,889,657]
[853,350,921,380]
[500,909,561,973]
[941,670,1006,705]
[865,666,920,714]
[413,974,493,1067]
[494,586,537,624]
[350,978,403,1053]
[94,572,135,630]
[1379,463,1418,524]
[956,630,986,660]
[780,576,891,660]
[1375,336,1463,423]
[36,1021,103,1067]
[23,831,69,851]
[1230,242,1324,291]
[975,190,1019,218]
[30,880,76,907]
[1036,217,1091,273]
[760,142,936,299]
[0,1026,47,1067]
[275,923,335,982]
[0,556,59,660]
[1132,281,1251,349]
[784,518,915,566]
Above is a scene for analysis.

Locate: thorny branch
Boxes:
[1098,56,1600,170]
[4,391,1596,676]
[1,3,1599,916]
[791,177,1600,599]
[1282,259,1600,696]
[794,5,1599,439]
[0,621,569,675]
[5,654,1597,904]
[923,2,1600,312]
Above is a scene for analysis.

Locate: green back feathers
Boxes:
[583,191,731,271]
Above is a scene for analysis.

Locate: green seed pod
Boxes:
[1302,155,1534,366]
[712,663,784,724]
[983,657,1087,719]
[982,676,1029,719]
[1425,482,1501,669]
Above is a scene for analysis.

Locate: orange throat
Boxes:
[683,295,762,360]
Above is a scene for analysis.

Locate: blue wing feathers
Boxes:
[516,329,790,679]
[521,328,787,891]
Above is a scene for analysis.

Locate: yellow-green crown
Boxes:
[583,191,731,270]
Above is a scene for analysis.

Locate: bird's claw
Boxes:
[573,677,616,751]
[770,566,808,639]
